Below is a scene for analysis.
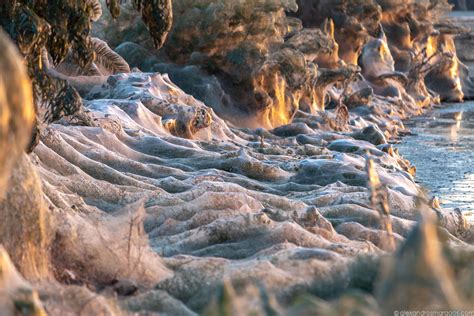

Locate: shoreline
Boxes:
[398,100,474,221]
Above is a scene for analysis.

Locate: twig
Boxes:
[366,154,395,250]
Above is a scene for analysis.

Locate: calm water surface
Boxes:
[398,101,474,218]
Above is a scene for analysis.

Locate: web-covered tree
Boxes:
[106,0,173,49]
[0,0,173,150]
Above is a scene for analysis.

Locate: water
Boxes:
[398,101,474,218]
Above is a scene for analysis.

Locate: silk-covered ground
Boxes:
[2,0,474,315]
[23,71,472,314]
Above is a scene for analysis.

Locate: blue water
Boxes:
[398,101,474,219]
